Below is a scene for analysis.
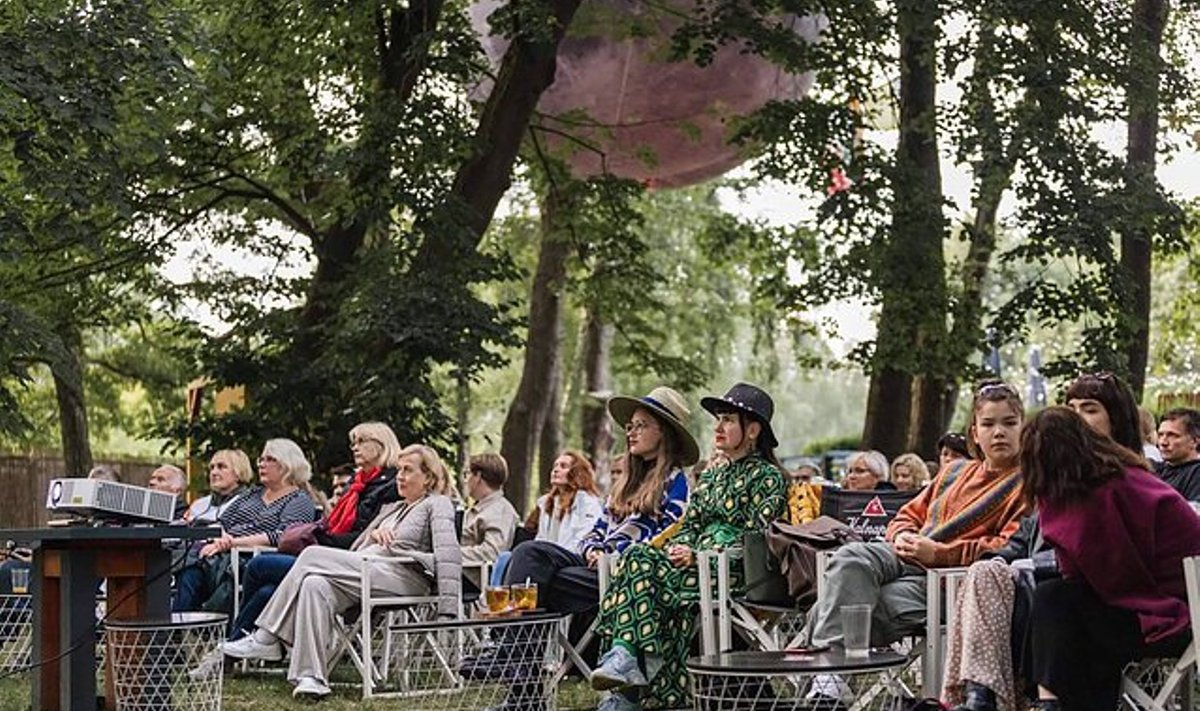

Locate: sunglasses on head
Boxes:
[976,382,1019,398]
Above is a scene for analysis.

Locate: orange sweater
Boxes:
[885,459,1026,567]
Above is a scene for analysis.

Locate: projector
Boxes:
[46,478,177,524]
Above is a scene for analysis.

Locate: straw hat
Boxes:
[607,386,701,466]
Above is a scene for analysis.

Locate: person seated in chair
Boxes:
[590,382,788,711]
[223,443,461,699]
[460,452,519,594]
[1021,407,1200,711]
[186,450,253,525]
[788,450,894,525]
[147,464,190,520]
[805,381,1028,706]
[225,422,403,639]
[173,438,320,615]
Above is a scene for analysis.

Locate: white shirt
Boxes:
[535,490,603,553]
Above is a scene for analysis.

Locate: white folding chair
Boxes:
[1118,555,1200,710]
[342,553,455,700]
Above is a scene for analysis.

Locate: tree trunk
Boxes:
[455,371,471,489]
[580,308,614,489]
[413,0,582,271]
[537,353,564,495]
[862,0,946,459]
[51,329,92,477]
[499,191,573,514]
[1121,0,1168,398]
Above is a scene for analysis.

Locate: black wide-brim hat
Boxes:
[700,382,779,449]
[607,386,701,467]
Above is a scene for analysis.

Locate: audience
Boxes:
[591,382,787,711]
[937,431,972,470]
[1140,407,1163,463]
[1023,408,1200,711]
[806,380,1027,707]
[147,464,189,519]
[460,452,519,592]
[223,444,461,699]
[186,450,253,524]
[87,464,121,482]
[523,450,604,553]
[486,386,696,711]
[889,453,930,491]
[941,371,1144,711]
[172,438,320,614]
[326,463,355,507]
[788,449,893,525]
[1155,407,1200,502]
[226,423,403,639]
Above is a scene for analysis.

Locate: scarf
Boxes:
[326,466,382,535]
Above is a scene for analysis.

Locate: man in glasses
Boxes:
[1156,407,1200,502]
[461,453,520,592]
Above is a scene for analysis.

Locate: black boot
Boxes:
[950,681,998,711]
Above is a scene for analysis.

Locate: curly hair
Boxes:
[544,450,600,520]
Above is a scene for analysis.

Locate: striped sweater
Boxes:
[886,459,1026,567]
[217,486,319,545]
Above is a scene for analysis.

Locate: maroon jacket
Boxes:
[1040,466,1200,643]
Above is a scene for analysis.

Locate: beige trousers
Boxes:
[254,545,431,683]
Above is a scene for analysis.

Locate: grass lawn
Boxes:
[0,672,604,710]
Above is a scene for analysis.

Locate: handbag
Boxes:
[277,521,322,555]
[741,529,793,606]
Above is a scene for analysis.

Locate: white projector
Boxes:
[46,478,177,524]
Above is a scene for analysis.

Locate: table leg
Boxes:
[31,552,59,711]
[60,548,98,711]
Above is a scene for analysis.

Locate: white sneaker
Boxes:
[222,635,283,662]
[293,676,332,698]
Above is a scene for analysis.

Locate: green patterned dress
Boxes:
[596,452,788,709]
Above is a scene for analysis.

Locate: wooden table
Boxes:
[0,525,217,711]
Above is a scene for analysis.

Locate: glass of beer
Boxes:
[485,585,510,614]
[10,569,29,594]
[511,582,538,611]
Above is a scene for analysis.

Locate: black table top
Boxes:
[0,525,219,543]
[688,648,909,674]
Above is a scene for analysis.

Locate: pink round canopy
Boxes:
[472,1,823,188]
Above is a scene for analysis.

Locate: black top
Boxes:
[105,612,228,630]
[687,649,908,674]
[0,525,219,543]
[1156,459,1200,502]
[313,466,401,549]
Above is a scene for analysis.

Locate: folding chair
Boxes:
[342,553,450,699]
[1118,554,1200,710]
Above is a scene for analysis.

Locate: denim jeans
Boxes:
[229,552,297,638]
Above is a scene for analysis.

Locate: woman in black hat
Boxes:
[591,382,789,711]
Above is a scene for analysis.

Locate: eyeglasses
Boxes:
[258,454,278,463]
[847,466,874,475]
[624,420,657,435]
[350,437,381,447]
[1085,371,1116,382]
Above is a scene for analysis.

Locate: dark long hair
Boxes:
[1063,372,1142,455]
[711,406,786,473]
[1020,406,1148,509]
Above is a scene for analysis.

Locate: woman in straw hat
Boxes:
[500,386,696,612]
[477,387,697,710]
[592,382,789,711]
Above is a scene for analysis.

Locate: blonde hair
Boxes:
[211,449,253,484]
[261,438,323,507]
[398,444,454,498]
[889,453,931,489]
[348,421,404,468]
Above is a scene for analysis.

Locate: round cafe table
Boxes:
[688,647,911,711]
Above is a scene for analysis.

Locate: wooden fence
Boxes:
[0,456,172,529]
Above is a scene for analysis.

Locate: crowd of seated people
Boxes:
[15,371,1197,710]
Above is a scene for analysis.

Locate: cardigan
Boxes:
[353,494,462,617]
[1040,466,1200,643]
[887,459,1026,567]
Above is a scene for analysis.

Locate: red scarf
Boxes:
[326,466,382,535]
